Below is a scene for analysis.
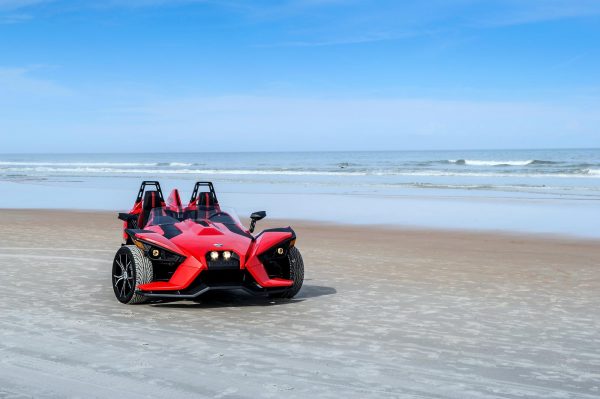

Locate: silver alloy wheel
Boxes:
[113,251,135,301]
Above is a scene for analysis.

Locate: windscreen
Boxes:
[187,205,244,228]
[143,204,245,230]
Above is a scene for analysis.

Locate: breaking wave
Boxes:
[0,161,196,167]
[0,167,367,176]
[2,166,600,178]
[156,162,195,167]
[448,159,541,166]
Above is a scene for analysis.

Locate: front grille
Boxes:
[207,259,240,270]
[200,269,245,286]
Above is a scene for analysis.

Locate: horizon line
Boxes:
[1,147,598,156]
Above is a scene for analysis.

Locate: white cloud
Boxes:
[0,12,31,23]
[32,94,597,151]
[0,0,49,11]
[472,0,600,27]
[2,89,598,152]
[0,66,72,98]
[142,95,599,133]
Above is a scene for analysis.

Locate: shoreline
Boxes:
[1,179,600,239]
[2,207,600,243]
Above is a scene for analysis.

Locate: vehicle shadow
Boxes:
[150,284,336,309]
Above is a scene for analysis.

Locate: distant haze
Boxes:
[1,1,599,152]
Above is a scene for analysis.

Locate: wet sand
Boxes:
[0,209,599,398]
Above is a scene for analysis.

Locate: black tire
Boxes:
[269,246,304,299]
[112,245,153,304]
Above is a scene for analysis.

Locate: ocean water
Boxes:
[1,149,600,194]
[1,149,599,237]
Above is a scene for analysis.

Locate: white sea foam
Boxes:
[0,161,159,167]
[168,162,193,167]
[373,170,597,178]
[3,166,600,179]
[449,159,535,166]
[1,167,367,176]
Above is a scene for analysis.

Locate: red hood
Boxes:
[135,219,253,265]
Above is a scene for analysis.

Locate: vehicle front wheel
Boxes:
[269,246,304,299]
[112,245,153,304]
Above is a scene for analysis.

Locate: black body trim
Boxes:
[137,268,287,299]
[255,227,296,240]
[138,284,287,299]
[125,228,155,236]
[222,222,254,240]
[160,224,183,239]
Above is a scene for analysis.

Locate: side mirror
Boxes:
[249,211,266,233]
[118,213,137,222]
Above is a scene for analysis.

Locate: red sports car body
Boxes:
[112,181,304,304]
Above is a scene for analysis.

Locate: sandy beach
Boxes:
[1,209,599,398]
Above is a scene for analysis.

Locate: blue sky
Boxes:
[0,0,599,152]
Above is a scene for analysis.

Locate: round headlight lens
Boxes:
[222,251,231,260]
[210,251,219,261]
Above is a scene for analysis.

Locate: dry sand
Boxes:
[0,209,599,398]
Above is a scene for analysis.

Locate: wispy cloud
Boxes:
[103,94,600,151]
[0,0,52,24]
[1,68,599,151]
[224,0,600,48]
[0,65,72,98]
[4,1,599,37]
[472,0,600,27]
[255,31,395,48]
[0,0,49,11]
[0,12,31,23]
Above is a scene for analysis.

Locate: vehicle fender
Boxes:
[247,227,295,259]
[128,230,186,256]
[243,227,295,286]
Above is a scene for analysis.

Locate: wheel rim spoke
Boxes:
[117,255,125,272]
[114,252,133,299]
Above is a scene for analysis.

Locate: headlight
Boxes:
[150,248,161,259]
[210,251,219,261]
[222,251,231,260]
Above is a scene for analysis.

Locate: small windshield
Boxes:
[185,205,243,227]
[143,204,244,229]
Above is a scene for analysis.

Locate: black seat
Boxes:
[139,191,162,228]
[197,191,219,220]
[198,191,217,207]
